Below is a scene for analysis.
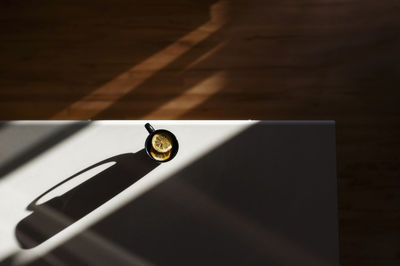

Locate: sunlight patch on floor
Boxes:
[51,1,229,119]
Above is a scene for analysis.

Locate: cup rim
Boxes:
[145,129,179,163]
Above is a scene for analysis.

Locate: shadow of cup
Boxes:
[15,150,159,249]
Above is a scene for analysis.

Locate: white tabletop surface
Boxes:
[0,120,338,266]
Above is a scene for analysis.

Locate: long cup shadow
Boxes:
[15,149,159,249]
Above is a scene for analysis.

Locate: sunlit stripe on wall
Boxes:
[52,0,228,119]
[142,71,226,119]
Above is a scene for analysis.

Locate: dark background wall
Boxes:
[0,0,399,265]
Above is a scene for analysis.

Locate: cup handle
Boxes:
[27,156,117,211]
[145,123,155,134]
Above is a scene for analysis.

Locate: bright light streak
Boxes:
[142,71,227,119]
[52,0,228,119]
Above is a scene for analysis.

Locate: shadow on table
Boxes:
[0,122,89,180]
[13,123,338,266]
[15,149,159,249]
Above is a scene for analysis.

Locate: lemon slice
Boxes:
[151,133,173,153]
[150,148,172,161]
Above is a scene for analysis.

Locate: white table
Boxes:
[0,121,338,266]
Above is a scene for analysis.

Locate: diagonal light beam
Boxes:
[52,0,228,119]
[142,71,226,119]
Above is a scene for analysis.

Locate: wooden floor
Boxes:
[1,0,399,265]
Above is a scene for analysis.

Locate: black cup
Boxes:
[144,123,179,162]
